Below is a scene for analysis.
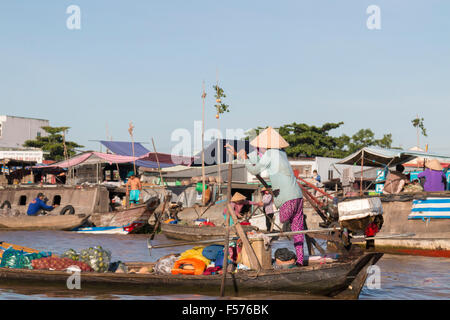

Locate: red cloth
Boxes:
[202,266,221,275]
[365,222,379,237]
[199,221,216,227]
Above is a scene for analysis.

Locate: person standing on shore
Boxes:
[226,127,305,266]
[126,171,142,207]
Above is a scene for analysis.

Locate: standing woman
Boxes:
[226,127,305,266]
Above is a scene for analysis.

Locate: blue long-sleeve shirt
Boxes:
[27,198,54,216]
[245,149,302,208]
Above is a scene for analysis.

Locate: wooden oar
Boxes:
[220,161,233,297]
[148,227,342,252]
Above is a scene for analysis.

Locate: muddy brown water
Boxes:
[0,231,448,300]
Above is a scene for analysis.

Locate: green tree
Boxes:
[411,115,427,148]
[23,126,83,161]
[345,129,393,154]
[247,122,393,158]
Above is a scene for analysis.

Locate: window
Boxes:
[328,170,334,180]
[19,195,27,206]
[53,195,61,206]
[37,131,41,138]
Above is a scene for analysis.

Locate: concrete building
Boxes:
[0,115,49,148]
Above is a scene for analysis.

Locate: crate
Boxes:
[241,238,272,270]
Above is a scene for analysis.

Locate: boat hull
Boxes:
[0,252,382,298]
[161,223,258,241]
[376,193,450,257]
[89,205,152,228]
[0,214,89,231]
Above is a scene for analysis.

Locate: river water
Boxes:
[0,231,448,300]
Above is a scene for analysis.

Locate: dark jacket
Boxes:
[27,198,54,216]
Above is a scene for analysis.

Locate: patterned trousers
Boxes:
[279,198,304,265]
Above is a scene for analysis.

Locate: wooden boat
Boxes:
[79,197,160,234]
[0,214,89,231]
[376,192,450,257]
[0,252,383,298]
[90,204,151,227]
[161,223,259,241]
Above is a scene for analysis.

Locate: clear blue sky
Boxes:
[1,1,449,155]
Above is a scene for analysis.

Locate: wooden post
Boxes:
[201,82,206,207]
[151,138,165,187]
[128,122,136,175]
[220,161,233,297]
[360,150,364,196]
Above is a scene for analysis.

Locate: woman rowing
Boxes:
[226,127,305,266]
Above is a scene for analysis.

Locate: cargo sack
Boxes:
[32,257,93,272]
[0,247,51,269]
[154,254,180,274]
[274,248,296,262]
[79,246,111,273]
[202,245,224,261]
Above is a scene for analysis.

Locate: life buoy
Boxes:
[0,201,11,209]
[59,205,75,215]
[171,258,206,275]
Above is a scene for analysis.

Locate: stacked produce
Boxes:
[0,248,51,269]
[31,257,93,272]
[79,246,111,273]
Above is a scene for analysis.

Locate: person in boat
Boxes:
[383,164,409,194]
[226,126,305,266]
[125,171,142,207]
[223,192,262,225]
[418,159,446,192]
[261,187,275,231]
[27,193,57,216]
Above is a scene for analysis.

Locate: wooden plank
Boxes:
[227,203,262,271]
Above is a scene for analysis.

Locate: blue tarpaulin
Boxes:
[99,141,175,169]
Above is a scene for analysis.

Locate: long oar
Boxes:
[147,227,342,253]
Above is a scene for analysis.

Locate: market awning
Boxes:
[98,140,192,168]
[336,147,450,167]
[33,152,140,169]
[99,141,150,157]
[137,152,194,166]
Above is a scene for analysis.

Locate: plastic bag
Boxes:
[154,254,179,274]
[0,247,51,269]
[79,246,111,273]
[61,248,80,261]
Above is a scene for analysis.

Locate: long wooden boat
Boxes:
[0,214,89,231]
[0,252,383,298]
[80,197,160,234]
[161,223,259,241]
[89,204,152,228]
[376,192,450,257]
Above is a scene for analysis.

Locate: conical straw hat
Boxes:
[425,159,443,171]
[250,126,289,149]
[231,192,246,202]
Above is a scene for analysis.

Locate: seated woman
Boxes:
[383,164,409,194]
[418,159,446,192]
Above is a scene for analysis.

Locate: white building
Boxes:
[0,115,49,148]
